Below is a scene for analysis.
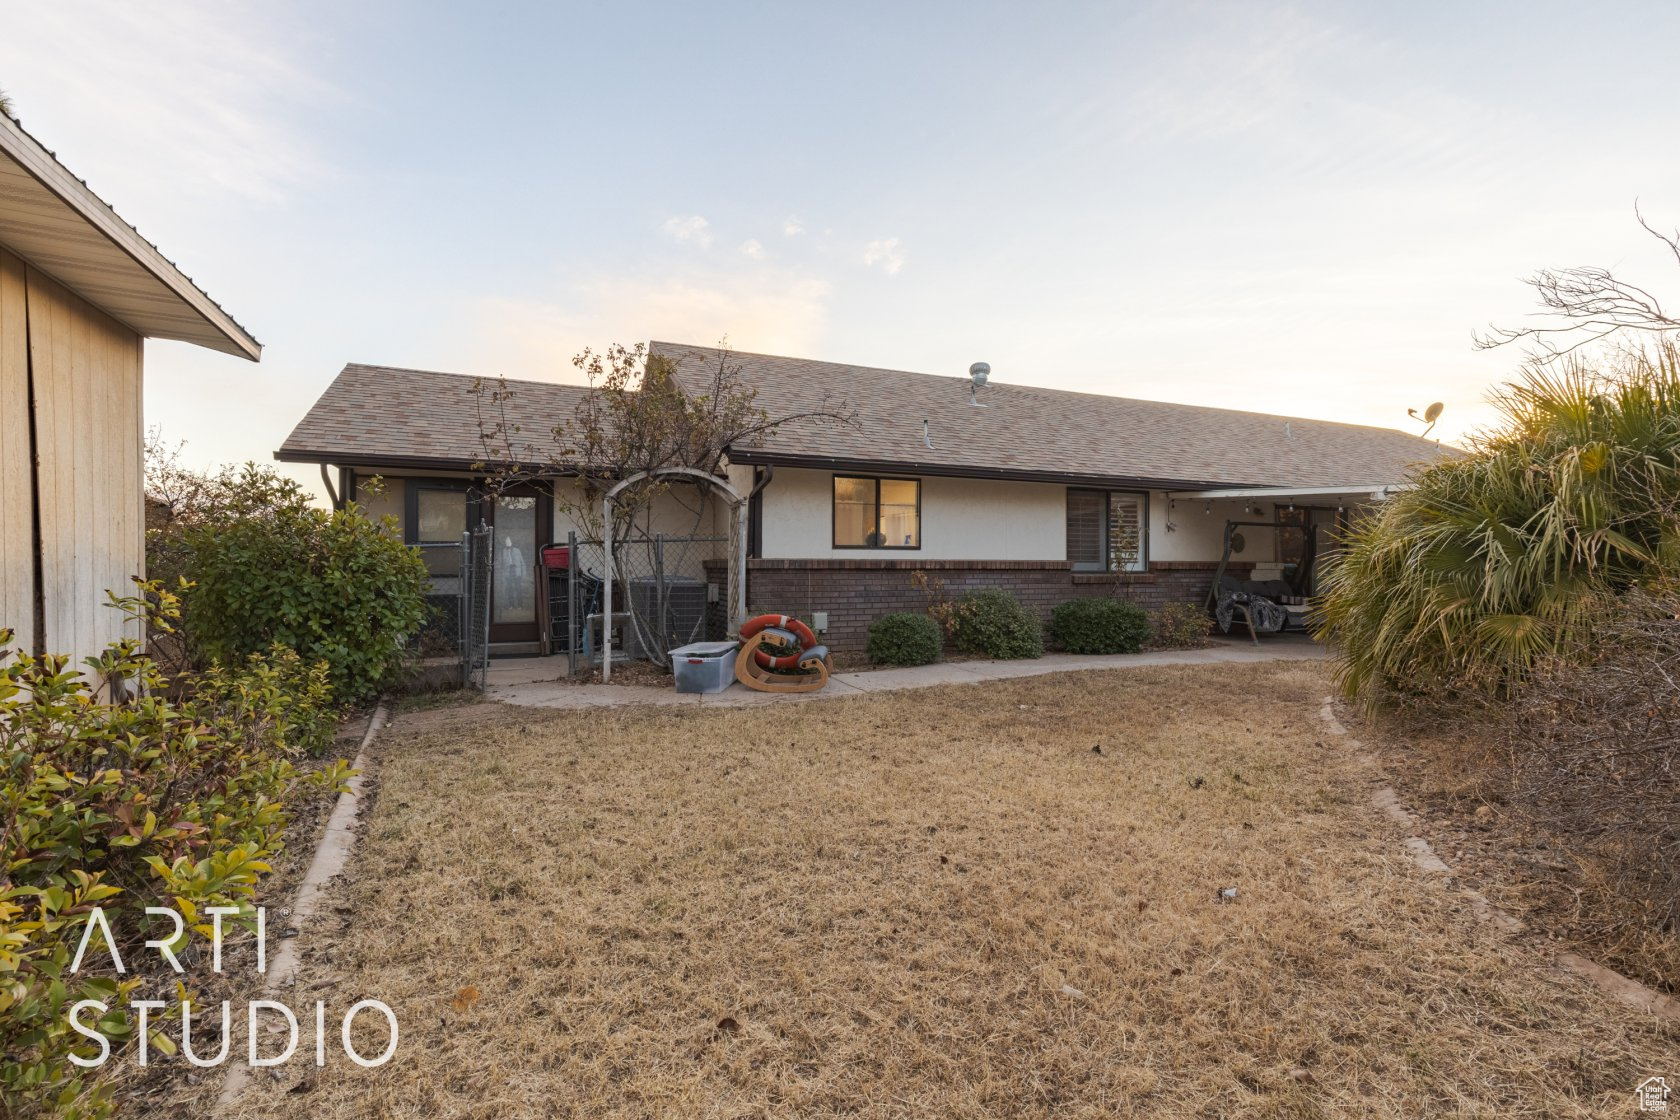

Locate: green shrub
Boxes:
[1149,601,1212,650]
[194,644,337,757]
[1049,597,1150,654]
[0,586,352,1118]
[174,466,429,702]
[1318,350,1680,702]
[947,588,1044,660]
[866,612,943,666]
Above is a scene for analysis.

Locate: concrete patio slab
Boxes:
[485,634,1327,710]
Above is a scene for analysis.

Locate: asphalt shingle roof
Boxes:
[655,341,1455,489]
[277,363,594,469]
[279,347,1456,490]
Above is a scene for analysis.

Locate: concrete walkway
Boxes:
[486,633,1328,710]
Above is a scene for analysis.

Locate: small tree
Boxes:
[475,341,851,538]
[473,342,853,652]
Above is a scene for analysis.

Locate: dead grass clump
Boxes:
[225,663,1673,1119]
[1501,589,1680,988]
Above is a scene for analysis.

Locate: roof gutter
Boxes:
[721,448,1261,493]
[274,449,723,488]
[273,449,596,475]
[1167,483,1409,501]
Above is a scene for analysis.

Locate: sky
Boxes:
[4,1,1679,498]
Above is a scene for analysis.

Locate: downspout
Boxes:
[743,466,773,625]
[320,464,341,509]
[747,465,773,559]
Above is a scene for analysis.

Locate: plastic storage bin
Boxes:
[670,641,739,694]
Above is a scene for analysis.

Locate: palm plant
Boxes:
[1318,344,1680,702]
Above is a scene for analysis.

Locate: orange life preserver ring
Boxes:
[739,613,819,669]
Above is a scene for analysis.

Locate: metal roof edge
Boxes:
[0,112,261,360]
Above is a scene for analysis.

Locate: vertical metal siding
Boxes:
[0,248,32,649]
[23,263,143,662]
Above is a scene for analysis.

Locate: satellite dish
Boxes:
[1407,401,1444,437]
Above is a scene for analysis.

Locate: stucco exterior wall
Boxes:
[356,475,404,526]
[757,468,1071,561]
[752,466,1280,566]
[348,470,725,559]
[1151,495,1277,564]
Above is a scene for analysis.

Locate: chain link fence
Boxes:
[414,523,494,689]
[544,533,728,675]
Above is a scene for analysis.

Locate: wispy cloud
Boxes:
[783,216,806,236]
[0,2,336,207]
[739,238,766,260]
[863,237,906,274]
[1111,7,1353,143]
[465,269,831,378]
[661,214,714,247]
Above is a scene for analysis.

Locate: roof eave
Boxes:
[274,448,605,477]
[722,447,1256,492]
[0,114,261,361]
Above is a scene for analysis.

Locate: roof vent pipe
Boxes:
[969,361,990,407]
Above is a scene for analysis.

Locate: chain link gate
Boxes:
[411,522,493,689]
[459,523,493,688]
[555,533,728,676]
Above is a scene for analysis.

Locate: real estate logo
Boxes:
[66,905,397,1069]
[1637,1076,1672,1113]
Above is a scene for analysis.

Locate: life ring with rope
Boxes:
[738,613,819,669]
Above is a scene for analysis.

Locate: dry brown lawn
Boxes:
[225,662,1675,1119]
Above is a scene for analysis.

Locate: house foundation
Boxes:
[707,558,1252,653]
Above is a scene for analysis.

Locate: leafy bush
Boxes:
[1318,350,1680,702]
[194,644,337,757]
[0,587,353,1118]
[1049,598,1150,654]
[866,612,943,666]
[1149,602,1212,650]
[947,589,1043,660]
[144,452,312,590]
[170,465,429,702]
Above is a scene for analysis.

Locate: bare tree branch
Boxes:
[471,340,856,543]
[1475,205,1680,358]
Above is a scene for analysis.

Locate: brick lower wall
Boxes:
[706,558,1253,652]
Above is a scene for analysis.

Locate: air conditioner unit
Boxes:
[628,576,708,656]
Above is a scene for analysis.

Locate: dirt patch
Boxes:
[223,665,1674,1119]
[1347,704,1680,998]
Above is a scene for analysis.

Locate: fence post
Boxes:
[602,499,614,682]
[459,531,470,687]
[654,533,667,659]
[735,495,749,630]
[480,525,493,689]
[566,530,577,679]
